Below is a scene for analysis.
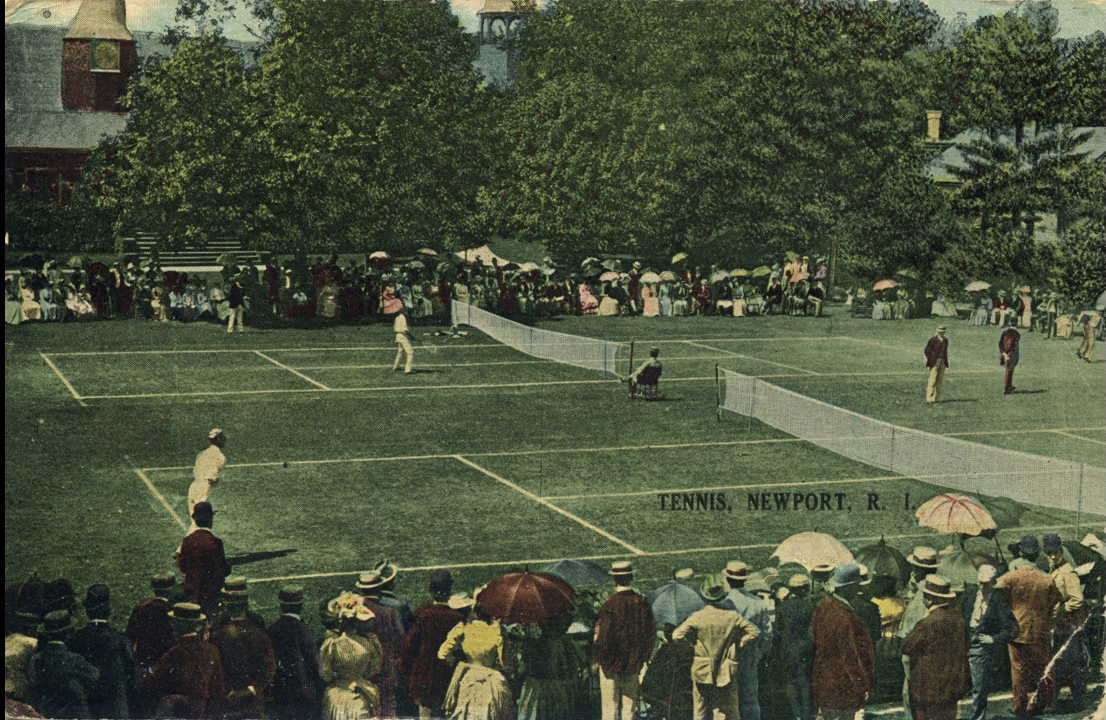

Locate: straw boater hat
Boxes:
[788,574,811,589]
[700,578,727,603]
[356,571,386,592]
[40,610,77,640]
[150,573,175,594]
[222,577,249,604]
[278,586,304,607]
[168,602,206,626]
[724,561,749,581]
[610,561,634,578]
[374,559,398,584]
[811,564,836,582]
[857,564,872,587]
[935,326,946,335]
[447,593,474,611]
[907,547,938,569]
[922,575,956,600]
[674,568,695,582]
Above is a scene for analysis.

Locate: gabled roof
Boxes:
[925,126,1106,185]
[479,0,518,15]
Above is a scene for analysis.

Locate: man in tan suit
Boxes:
[923,326,949,403]
[673,577,760,720]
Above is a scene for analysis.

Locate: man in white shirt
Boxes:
[392,311,414,374]
[188,429,227,532]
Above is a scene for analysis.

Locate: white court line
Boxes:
[244,522,1084,584]
[683,340,818,375]
[43,336,849,358]
[545,475,899,501]
[39,352,88,407]
[138,438,804,473]
[454,455,645,555]
[133,469,187,531]
[1051,429,1106,445]
[252,350,331,390]
[946,426,1106,438]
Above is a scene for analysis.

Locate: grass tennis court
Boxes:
[6,310,1104,643]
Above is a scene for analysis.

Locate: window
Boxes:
[90,40,121,72]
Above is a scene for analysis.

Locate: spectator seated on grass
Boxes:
[626,347,663,400]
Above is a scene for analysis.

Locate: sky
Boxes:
[5,0,1105,40]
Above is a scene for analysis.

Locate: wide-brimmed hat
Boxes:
[40,610,75,639]
[356,571,386,592]
[922,575,956,599]
[1020,535,1040,555]
[700,578,728,603]
[1042,533,1062,554]
[168,602,206,624]
[447,593,474,611]
[907,547,938,569]
[150,573,175,593]
[374,559,398,584]
[831,564,862,588]
[723,561,749,580]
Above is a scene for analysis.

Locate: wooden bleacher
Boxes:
[123,233,265,270]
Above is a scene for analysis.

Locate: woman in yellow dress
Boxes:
[320,592,384,720]
[438,603,515,720]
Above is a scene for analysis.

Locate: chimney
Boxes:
[926,110,942,143]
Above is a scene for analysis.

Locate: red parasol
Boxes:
[475,571,576,626]
[872,279,898,291]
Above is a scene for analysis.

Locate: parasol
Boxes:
[475,571,576,626]
[936,548,981,590]
[659,271,678,282]
[406,260,425,270]
[1096,289,1106,311]
[751,266,771,278]
[671,252,689,265]
[639,271,661,283]
[599,271,620,282]
[369,251,390,261]
[895,268,920,280]
[771,532,855,572]
[964,281,991,292]
[732,268,749,278]
[872,279,898,291]
[915,494,996,537]
[416,248,438,257]
[519,262,540,272]
[67,255,90,269]
[854,536,909,587]
[709,270,730,283]
[581,257,600,267]
[977,495,1028,530]
[646,581,704,627]
[789,272,809,284]
[539,559,608,587]
[18,254,45,270]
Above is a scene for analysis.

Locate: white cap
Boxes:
[208,428,224,440]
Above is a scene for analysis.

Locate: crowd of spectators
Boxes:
[6,517,1102,720]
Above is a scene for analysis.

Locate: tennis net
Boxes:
[451,301,623,376]
[720,368,1106,517]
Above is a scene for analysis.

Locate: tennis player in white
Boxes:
[188,428,226,531]
[392,311,414,374]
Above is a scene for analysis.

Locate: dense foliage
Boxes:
[18,0,1104,294]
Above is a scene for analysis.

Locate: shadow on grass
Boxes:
[226,549,297,567]
[1012,389,1046,395]
[938,398,979,404]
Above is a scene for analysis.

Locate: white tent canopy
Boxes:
[455,244,510,267]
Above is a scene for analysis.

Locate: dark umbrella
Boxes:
[476,571,576,626]
[18,254,45,270]
[854,535,909,588]
[646,581,705,627]
[539,559,608,587]
[937,549,980,590]
[1064,541,1102,567]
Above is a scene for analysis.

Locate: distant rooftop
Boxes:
[925,126,1106,185]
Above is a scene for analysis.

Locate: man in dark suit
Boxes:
[267,585,318,720]
[209,586,276,719]
[177,502,231,610]
[959,565,1019,720]
[811,565,875,720]
[127,573,178,674]
[28,610,100,719]
[776,574,815,720]
[67,585,136,719]
[902,576,972,720]
[999,327,1021,394]
[141,603,226,719]
[855,565,883,648]
[375,559,415,631]
[923,326,949,403]
[593,561,655,720]
[398,570,466,720]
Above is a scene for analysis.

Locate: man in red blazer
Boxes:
[176,502,231,610]
[811,564,875,720]
[398,570,465,719]
[999,327,1021,394]
[140,603,226,719]
[902,575,972,720]
[923,326,949,403]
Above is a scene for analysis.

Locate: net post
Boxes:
[1077,464,1084,535]
[628,340,635,396]
[715,364,722,421]
[890,425,896,475]
[747,376,756,432]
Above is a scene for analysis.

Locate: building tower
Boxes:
[62,0,137,112]
[478,0,525,44]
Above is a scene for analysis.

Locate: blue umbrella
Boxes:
[646,580,705,627]
[539,559,608,587]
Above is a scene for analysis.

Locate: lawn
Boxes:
[5,307,1103,681]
